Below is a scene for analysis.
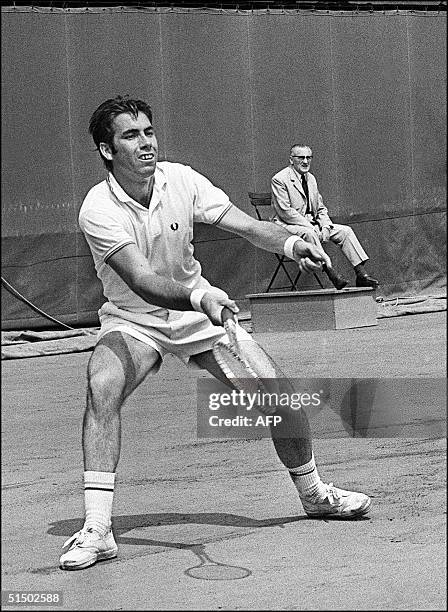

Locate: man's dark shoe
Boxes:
[356,273,379,288]
[323,265,348,290]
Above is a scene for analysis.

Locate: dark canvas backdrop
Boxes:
[1,7,446,329]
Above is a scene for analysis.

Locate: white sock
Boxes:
[288,454,327,499]
[84,471,115,534]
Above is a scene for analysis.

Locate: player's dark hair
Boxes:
[88,95,153,170]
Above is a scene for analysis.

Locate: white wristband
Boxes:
[190,288,207,313]
[283,235,301,260]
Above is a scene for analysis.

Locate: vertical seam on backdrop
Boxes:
[158,12,168,161]
[246,12,257,290]
[329,16,340,213]
[405,14,416,282]
[246,13,256,190]
[64,12,78,321]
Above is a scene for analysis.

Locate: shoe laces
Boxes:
[62,527,97,550]
[321,483,341,505]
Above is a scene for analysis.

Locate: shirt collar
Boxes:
[107,164,166,208]
[290,166,306,182]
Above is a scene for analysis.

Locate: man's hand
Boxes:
[201,292,239,326]
[292,239,332,272]
[319,226,331,243]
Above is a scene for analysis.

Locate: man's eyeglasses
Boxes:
[291,155,313,160]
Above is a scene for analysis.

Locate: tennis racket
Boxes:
[212,307,288,415]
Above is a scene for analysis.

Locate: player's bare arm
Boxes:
[106,243,237,325]
[216,205,331,271]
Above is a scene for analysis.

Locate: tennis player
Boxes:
[60,96,371,570]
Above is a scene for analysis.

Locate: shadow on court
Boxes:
[1,312,446,610]
[47,511,371,548]
[48,512,304,542]
[30,511,371,581]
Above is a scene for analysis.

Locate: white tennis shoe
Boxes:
[60,526,118,570]
[301,483,371,519]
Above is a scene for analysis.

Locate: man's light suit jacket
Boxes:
[271,166,333,230]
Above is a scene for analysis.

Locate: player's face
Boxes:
[290,147,313,175]
[104,111,158,179]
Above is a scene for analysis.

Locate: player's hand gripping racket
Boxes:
[212,307,288,415]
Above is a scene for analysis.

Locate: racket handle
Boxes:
[221,306,236,325]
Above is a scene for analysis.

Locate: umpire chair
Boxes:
[248,192,324,292]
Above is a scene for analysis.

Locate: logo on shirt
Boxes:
[170,222,179,231]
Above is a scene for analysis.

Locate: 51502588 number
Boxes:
[2,591,63,607]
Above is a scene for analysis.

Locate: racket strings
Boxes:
[213,327,294,415]
[213,323,309,421]
[213,342,261,394]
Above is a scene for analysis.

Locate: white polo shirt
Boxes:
[79,161,233,314]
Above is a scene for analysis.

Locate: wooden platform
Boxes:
[246,287,377,332]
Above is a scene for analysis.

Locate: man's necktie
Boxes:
[301,174,311,215]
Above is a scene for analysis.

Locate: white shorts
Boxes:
[97,301,252,365]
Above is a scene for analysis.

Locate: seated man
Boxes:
[271,144,379,289]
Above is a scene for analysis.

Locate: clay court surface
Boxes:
[1,311,446,611]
